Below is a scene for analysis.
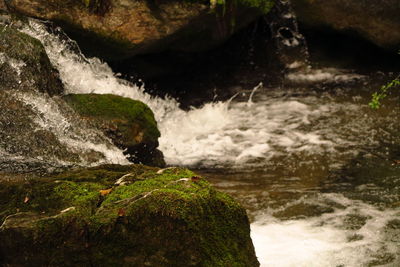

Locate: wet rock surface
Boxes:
[0,24,63,95]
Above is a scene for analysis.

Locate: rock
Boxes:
[6,0,274,60]
[273,203,334,220]
[0,164,259,266]
[0,90,131,173]
[63,94,165,167]
[291,0,400,51]
[0,24,63,95]
[0,0,7,12]
[0,25,98,172]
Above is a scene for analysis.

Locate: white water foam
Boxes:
[286,68,366,83]
[13,91,129,166]
[21,20,366,168]
[0,52,26,81]
[251,194,399,267]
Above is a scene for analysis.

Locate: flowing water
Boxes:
[5,20,400,266]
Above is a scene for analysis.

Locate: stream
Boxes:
[7,20,400,266]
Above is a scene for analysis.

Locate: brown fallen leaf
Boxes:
[191,176,202,182]
[23,196,29,203]
[99,188,112,196]
[118,208,126,217]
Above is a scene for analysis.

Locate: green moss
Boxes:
[63,94,160,145]
[209,0,274,13]
[81,0,91,7]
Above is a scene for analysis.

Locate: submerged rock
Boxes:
[291,0,400,51]
[63,94,165,167]
[0,24,63,95]
[0,165,259,266]
[6,0,273,60]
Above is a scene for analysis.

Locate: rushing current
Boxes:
[13,20,400,266]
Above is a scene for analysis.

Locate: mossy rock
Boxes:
[0,24,63,95]
[63,94,165,167]
[0,165,259,266]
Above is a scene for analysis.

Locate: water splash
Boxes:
[13,91,129,166]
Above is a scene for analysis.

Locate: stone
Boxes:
[291,0,400,51]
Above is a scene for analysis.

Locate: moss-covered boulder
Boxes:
[0,23,63,95]
[6,0,273,60]
[291,0,400,51]
[0,164,259,266]
[63,94,165,167]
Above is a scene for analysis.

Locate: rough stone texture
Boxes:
[291,0,400,50]
[0,0,6,12]
[0,165,259,266]
[6,0,270,60]
[63,94,165,167]
[0,24,63,95]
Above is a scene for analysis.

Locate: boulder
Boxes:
[291,0,400,51]
[5,0,274,60]
[0,164,259,266]
[0,24,63,95]
[63,94,165,167]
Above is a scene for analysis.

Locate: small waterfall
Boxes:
[264,0,309,69]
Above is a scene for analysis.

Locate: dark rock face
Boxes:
[0,165,259,266]
[0,0,6,11]
[291,0,400,51]
[63,94,165,167]
[0,24,63,95]
[5,0,271,60]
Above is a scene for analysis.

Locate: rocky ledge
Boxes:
[0,165,259,266]
[5,0,274,60]
[291,0,400,51]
